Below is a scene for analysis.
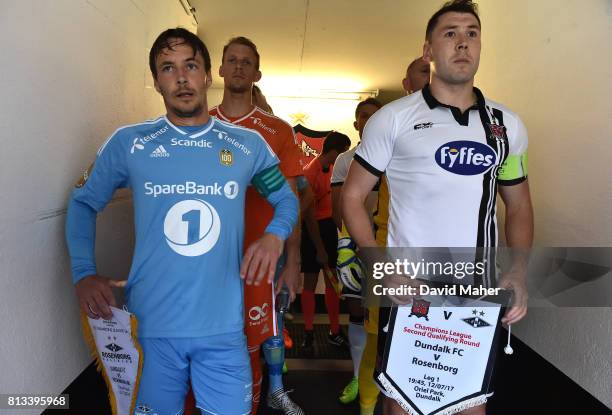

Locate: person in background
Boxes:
[210,36,305,415]
[356,60,430,415]
[402,56,430,94]
[300,131,351,352]
[330,98,382,406]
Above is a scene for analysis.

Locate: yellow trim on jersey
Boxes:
[373,174,389,247]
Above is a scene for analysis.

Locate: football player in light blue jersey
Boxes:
[65,28,298,415]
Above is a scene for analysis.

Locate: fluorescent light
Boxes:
[257,75,378,100]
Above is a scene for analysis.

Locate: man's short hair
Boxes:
[406,57,421,74]
[149,28,211,78]
[322,131,351,154]
[354,98,383,119]
[222,36,260,70]
[425,0,481,40]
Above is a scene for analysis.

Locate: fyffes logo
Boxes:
[435,140,497,175]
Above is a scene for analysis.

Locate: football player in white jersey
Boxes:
[331,98,382,406]
[342,1,533,414]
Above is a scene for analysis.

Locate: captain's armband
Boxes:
[252,165,285,197]
[498,152,528,185]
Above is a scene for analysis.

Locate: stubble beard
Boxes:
[435,64,477,87]
[228,81,250,94]
[170,101,204,119]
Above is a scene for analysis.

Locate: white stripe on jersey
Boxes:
[97,116,165,156]
[213,105,258,125]
[188,120,216,138]
[163,115,188,136]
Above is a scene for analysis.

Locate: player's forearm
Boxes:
[331,186,343,230]
[505,200,534,275]
[342,192,377,249]
[65,197,98,283]
[265,181,299,241]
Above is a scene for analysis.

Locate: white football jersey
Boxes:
[355,85,528,249]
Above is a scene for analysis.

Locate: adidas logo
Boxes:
[150,145,170,158]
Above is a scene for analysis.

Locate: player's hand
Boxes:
[75,275,125,320]
[383,273,418,305]
[276,260,299,302]
[241,233,284,286]
[359,248,419,305]
[315,246,329,266]
[499,271,528,325]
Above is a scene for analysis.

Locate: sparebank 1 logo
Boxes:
[435,140,497,175]
[163,199,221,256]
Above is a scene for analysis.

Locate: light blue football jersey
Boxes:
[69,115,283,338]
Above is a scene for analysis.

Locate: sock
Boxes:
[359,333,380,411]
[301,289,315,331]
[262,336,285,393]
[348,321,366,378]
[249,346,262,415]
[325,286,340,334]
[360,405,376,415]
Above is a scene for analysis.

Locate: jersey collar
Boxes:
[215,105,257,124]
[164,115,215,138]
[421,84,486,126]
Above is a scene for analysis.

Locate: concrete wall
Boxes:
[0,0,195,411]
[477,0,612,406]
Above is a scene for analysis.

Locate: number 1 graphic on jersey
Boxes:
[163,199,221,256]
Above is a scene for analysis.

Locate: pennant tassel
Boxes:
[377,373,488,415]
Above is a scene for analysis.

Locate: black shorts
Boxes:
[300,217,338,273]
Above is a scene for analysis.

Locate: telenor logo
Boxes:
[435,140,496,175]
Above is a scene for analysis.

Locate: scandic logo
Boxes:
[171,138,212,148]
[435,140,497,175]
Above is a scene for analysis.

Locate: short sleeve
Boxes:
[277,123,304,178]
[498,114,528,185]
[354,106,397,177]
[331,150,352,186]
